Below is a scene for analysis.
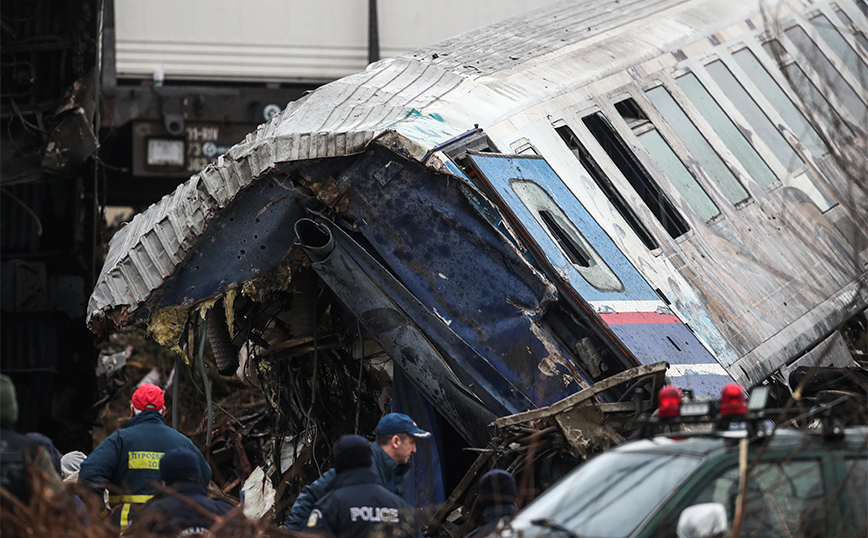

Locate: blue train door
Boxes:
[465,152,733,397]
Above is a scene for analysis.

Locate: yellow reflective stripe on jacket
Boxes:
[108,494,154,503]
[119,503,133,530]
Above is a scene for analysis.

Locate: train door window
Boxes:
[555,124,659,250]
[581,113,691,239]
[510,179,624,292]
[810,14,868,84]
[761,40,850,138]
[676,73,778,188]
[705,60,805,174]
[732,47,829,157]
[784,24,868,123]
[608,102,721,222]
[833,8,868,51]
[644,87,750,205]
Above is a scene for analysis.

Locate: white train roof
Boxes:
[87,0,776,326]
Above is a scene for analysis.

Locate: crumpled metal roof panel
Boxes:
[88,58,468,327]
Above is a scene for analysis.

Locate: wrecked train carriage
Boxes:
[87,0,868,511]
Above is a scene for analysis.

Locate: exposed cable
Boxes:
[305,283,321,474]
[355,317,365,435]
[0,186,43,236]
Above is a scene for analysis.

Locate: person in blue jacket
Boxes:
[78,383,211,530]
[465,470,518,538]
[284,412,431,530]
[131,448,235,536]
[306,435,413,538]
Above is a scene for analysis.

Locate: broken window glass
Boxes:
[582,113,690,239]
[554,124,659,250]
[705,59,805,174]
[784,24,868,123]
[644,87,750,205]
[676,72,778,188]
[511,179,624,292]
[732,47,829,157]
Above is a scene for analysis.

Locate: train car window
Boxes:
[510,179,624,292]
[705,60,805,174]
[732,48,829,157]
[834,8,868,51]
[784,25,868,123]
[581,113,691,239]
[635,127,721,221]
[761,40,850,138]
[608,99,720,221]
[554,125,659,250]
[676,73,778,188]
[810,14,868,83]
[859,0,868,17]
[644,88,750,205]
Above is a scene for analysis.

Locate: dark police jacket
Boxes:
[135,481,235,536]
[306,466,412,538]
[0,423,57,503]
[286,442,410,529]
[465,504,517,538]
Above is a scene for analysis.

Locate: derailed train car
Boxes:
[87,0,867,512]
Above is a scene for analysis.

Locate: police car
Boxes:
[496,381,867,538]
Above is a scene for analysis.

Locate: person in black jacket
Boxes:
[285,412,430,530]
[131,448,234,536]
[0,374,64,505]
[465,470,518,538]
[306,435,414,538]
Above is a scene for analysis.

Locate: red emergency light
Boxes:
[719,383,748,417]
[657,386,683,419]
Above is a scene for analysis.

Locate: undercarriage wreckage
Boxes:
[86,0,868,532]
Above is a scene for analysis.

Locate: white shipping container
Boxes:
[115,0,558,82]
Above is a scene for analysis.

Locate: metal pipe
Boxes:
[198,315,213,447]
[172,353,180,430]
[368,0,379,64]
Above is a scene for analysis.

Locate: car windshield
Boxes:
[508,451,703,538]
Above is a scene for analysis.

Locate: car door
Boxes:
[465,152,732,397]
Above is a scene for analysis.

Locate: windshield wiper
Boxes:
[530,518,583,538]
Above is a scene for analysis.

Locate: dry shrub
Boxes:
[0,470,302,538]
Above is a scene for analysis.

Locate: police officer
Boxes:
[465,470,518,538]
[285,412,431,529]
[306,435,412,538]
[78,383,211,530]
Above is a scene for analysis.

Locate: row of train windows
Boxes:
[550,12,867,251]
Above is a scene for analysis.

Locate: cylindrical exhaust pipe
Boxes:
[294,218,335,262]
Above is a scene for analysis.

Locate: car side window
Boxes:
[841,458,867,535]
[657,459,827,538]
